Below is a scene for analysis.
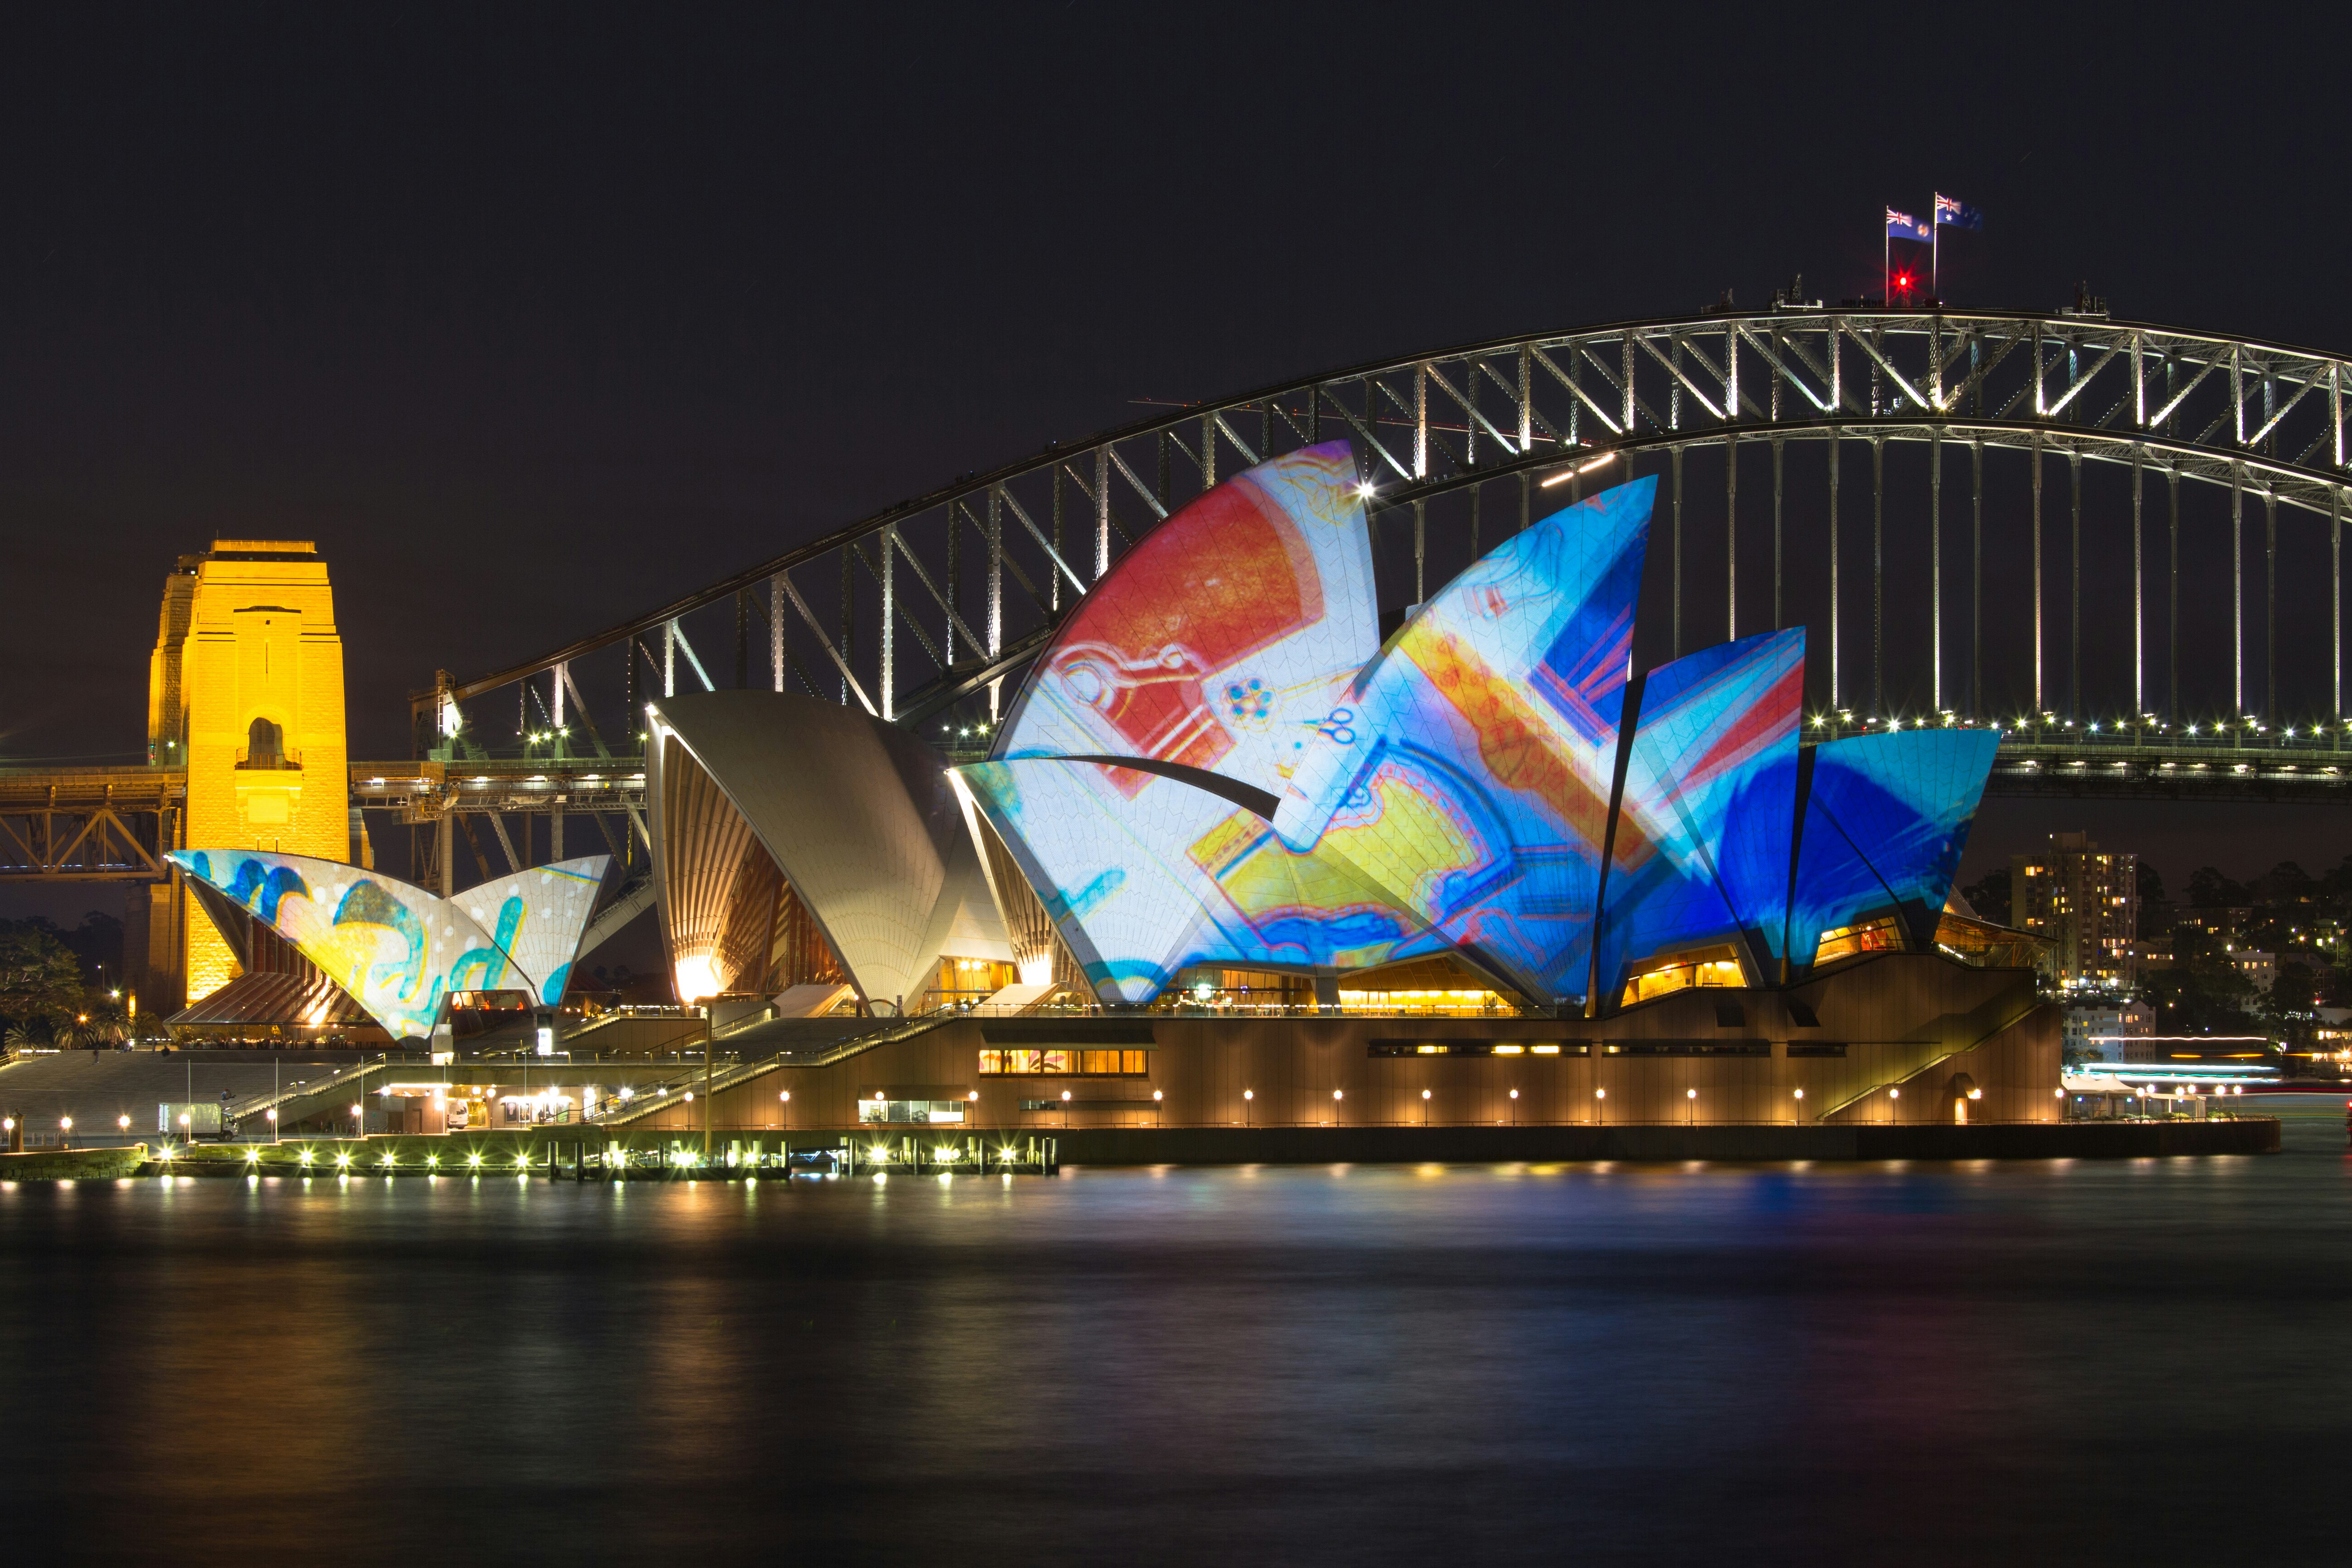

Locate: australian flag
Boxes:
[1935,193,1984,230]
[1885,207,1931,241]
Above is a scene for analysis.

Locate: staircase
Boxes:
[590,1012,962,1127]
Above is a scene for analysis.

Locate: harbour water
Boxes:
[4,1098,2348,1564]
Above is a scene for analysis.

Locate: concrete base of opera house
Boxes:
[636,952,2074,1137]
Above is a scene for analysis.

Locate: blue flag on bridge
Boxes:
[1935,193,1984,230]
[1885,207,1931,242]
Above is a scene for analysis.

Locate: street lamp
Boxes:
[1508,1087,1519,1127]
[1153,1088,1164,1127]
[266,1107,279,1143]
[1594,1087,1606,1126]
[1242,1088,1254,1128]
[1421,1087,1432,1126]
[59,1115,73,1149]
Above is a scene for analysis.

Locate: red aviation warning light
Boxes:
[1884,206,1931,306]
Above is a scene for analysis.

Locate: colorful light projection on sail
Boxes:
[443,857,611,1004]
[952,758,1434,1005]
[1272,477,1656,1004]
[169,851,505,1038]
[1784,730,1999,968]
[167,849,611,1036]
[1591,629,1803,1003]
[993,441,1378,798]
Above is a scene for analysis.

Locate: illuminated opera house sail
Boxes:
[167,848,610,1041]
[640,441,1999,1018]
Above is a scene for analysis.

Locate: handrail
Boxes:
[589,1013,965,1127]
[222,1053,398,1123]
[1812,998,2048,1121]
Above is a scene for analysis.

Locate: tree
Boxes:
[2186,866,2249,908]
[2136,861,2167,906]
[0,922,85,1031]
[2142,925,2260,1035]
[1961,867,2011,926]
[2268,960,2322,1048]
[2251,861,2317,906]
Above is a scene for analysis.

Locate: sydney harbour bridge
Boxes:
[11,299,2352,911]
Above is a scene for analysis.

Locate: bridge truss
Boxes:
[417,303,2352,867]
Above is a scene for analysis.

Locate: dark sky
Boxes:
[2,3,2344,921]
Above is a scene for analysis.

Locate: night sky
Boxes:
[3,4,2345,923]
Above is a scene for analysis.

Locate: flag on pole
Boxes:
[1934,194,1984,230]
[1886,207,1931,241]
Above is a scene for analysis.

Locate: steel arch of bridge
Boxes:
[421,305,2352,808]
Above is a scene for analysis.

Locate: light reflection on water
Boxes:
[3,1100,2349,1564]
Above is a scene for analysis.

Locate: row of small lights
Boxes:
[1811,709,2352,739]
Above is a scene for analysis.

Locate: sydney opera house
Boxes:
[176,443,2058,1134]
